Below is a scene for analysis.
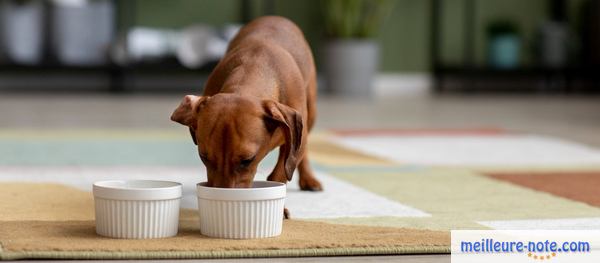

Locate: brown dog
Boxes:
[171,16,322,195]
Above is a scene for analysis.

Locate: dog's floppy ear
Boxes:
[263,100,304,181]
[170,95,206,129]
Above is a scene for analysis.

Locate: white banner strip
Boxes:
[452,230,600,263]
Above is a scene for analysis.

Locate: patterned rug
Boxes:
[2,128,600,260]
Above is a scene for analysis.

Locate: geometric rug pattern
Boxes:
[2,128,600,259]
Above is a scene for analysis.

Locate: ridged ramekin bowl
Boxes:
[93,180,182,239]
[196,181,286,239]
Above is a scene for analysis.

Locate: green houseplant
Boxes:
[322,0,393,97]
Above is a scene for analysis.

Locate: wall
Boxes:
[123,0,586,73]
[128,0,242,28]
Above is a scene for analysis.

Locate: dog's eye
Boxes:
[240,156,255,168]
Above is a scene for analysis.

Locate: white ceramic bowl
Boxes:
[93,180,182,239]
[196,181,286,239]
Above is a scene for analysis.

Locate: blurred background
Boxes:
[0,0,598,94]
[2,2,600,262]
[0,0,599,146]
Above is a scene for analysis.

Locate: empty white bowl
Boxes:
[93,180,182,239]
[196,181,286,239]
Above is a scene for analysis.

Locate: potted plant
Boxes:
[51,0,114,65]
[321,0,393,97]
[0,0,45,65]
[486,19,521,69]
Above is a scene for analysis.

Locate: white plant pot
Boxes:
[51,0,114,65]
[196,181,286,239]
[0,0,45,65]
[540,21,568,68]
[323,39,379,97]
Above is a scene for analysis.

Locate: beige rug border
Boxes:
[0,245,450,260]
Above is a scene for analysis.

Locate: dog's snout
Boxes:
[207,171,253,188]
[213,180,236,188]
[209,180,252,188]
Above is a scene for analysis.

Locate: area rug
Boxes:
[0,183,447,260]
[2,128,600,260]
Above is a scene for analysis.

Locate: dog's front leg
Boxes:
[298,154,322,191]
[267,149,287,183]
[267,149,290,219]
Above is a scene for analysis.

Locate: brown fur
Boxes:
[171,16,322,195]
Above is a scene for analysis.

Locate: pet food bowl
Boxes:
[93,180,182,239]
[196,181,286,239]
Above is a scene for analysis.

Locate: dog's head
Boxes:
[170,94,303,188]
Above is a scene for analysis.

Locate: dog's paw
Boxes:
[284,208,290,219]
[299,177,323,192]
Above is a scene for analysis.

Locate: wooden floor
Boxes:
[2,92,599,263]
[1,93,599,146]
[5,255,450,263]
